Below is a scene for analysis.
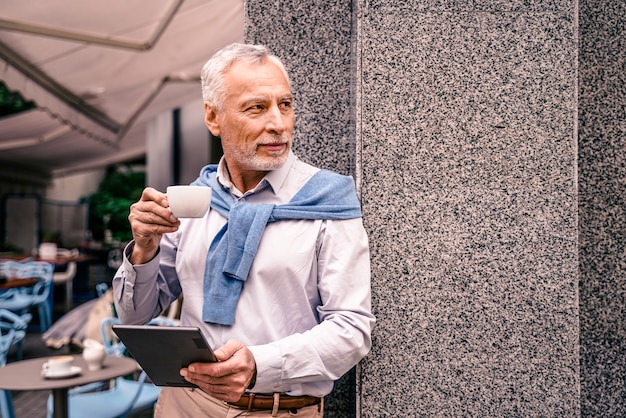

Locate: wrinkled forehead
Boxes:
[223,59,292,97]
[225,55,291,88]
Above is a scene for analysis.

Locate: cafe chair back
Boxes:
[96,282,109,298]
[45,370,158,418]
[52,248,79,312]
[0,317,18,418]
[100,316,126,357]
[0,261,54,332]
[0,309,32,361]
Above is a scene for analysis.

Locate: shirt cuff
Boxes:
[247,343,283,393]
[123,241,160,280]
[119,241,161,312]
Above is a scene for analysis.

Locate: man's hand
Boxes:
[128,187,180,264]
[180,340,257,402]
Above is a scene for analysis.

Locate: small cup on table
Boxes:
[42,355,74,375]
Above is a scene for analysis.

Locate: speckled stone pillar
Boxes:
[244,0,595,416]
[357,2,580,417]
[579,1,626,416]
[246,2,359,416]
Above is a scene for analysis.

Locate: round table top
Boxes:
[0,354,138,391]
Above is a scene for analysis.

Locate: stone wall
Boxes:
[246,0,626,416]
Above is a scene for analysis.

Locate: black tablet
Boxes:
[111,324,217,387]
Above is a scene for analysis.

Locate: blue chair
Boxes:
[0,261,54,332]
[95,282,110,298]
[0,319,17,418]
[0,309,32,360]
[46,317,177,418]
[45,371,159,418]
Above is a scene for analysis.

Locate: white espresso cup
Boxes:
[42,355,74,374]
[166,185,212,218]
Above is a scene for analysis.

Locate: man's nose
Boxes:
[266,105,287,133]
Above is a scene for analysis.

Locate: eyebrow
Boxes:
[240,94,293,109]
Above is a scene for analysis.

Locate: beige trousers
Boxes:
[154,387,324,418]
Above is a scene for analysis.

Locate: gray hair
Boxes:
[200,43,291,111]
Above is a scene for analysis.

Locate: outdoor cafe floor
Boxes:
[5,296,154,418]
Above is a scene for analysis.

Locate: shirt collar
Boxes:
[216,151,296,196]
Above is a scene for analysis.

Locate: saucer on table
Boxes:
[41,366,82,379]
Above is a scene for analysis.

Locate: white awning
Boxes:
[0,0,243,176]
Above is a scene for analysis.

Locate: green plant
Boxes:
[82,167,145,244]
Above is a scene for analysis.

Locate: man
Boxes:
[112,43,374,417]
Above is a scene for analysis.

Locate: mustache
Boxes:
[260,134,289,145]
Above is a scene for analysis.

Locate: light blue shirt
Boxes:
[112,152,375,397]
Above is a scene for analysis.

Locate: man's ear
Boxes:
[204,102,221,137]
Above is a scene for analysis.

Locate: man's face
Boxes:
[205,59,294,176]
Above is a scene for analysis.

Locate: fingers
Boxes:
[131,187,177,224]
[180,365,246,402]
[180,340,257,402]
[128,187,180,263]
[214,339,246,362]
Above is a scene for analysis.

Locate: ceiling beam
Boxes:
[0,125,71,151]
[0,0,184,51]
[0,39,121,134]
[0,40,200,150]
